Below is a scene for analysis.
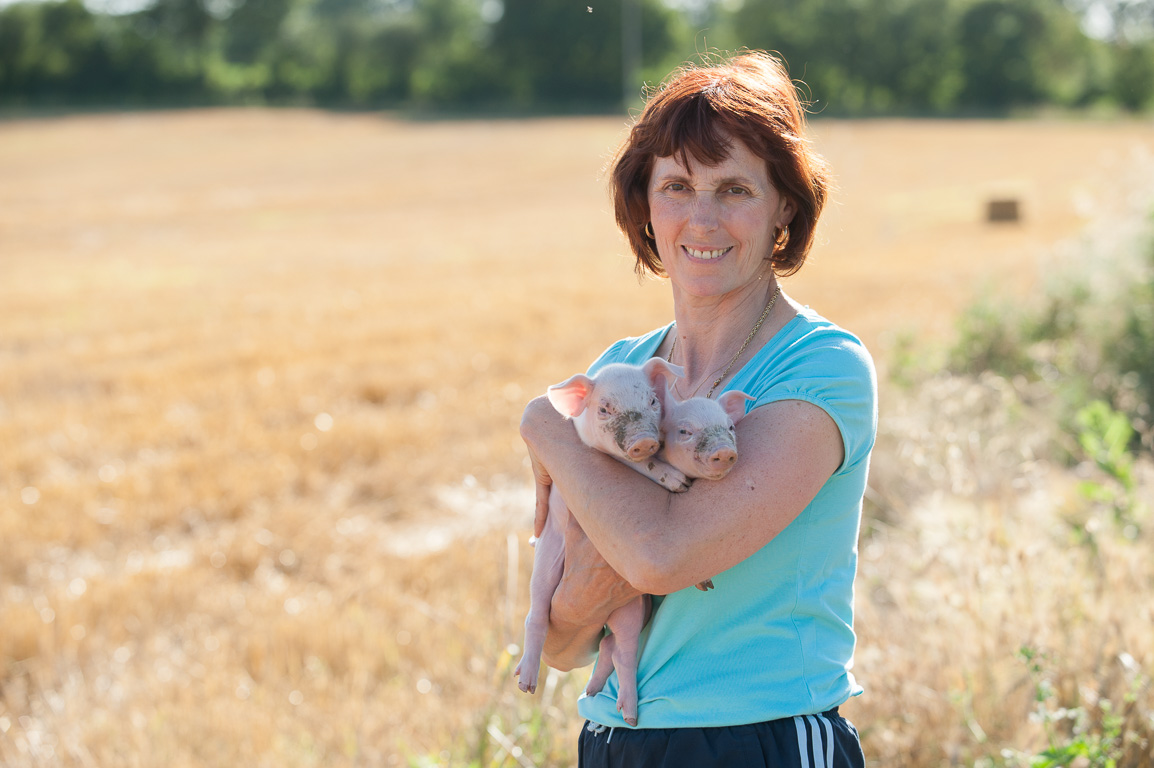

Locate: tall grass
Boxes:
[863,213,1154,766]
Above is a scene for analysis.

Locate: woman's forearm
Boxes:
[523,395,843,596]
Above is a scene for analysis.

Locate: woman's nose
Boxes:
[688,194,720,230]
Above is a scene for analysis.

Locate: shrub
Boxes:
[945,218,1154,455]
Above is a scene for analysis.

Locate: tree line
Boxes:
[1,0,1152,115]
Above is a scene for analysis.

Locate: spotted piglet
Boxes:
[515,357,686,725]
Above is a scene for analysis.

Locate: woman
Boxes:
[520,51,877,767]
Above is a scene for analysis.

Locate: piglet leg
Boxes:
[624,457,690,493]
[515,487,567,694]
[602,594,650,726]
[584,632,617,697]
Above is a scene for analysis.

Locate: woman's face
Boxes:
[647,137,795,300]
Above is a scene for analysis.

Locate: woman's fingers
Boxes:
[530,451,552,538]
[520,396,557,539]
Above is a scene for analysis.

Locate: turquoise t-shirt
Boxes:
[577,305,877,729]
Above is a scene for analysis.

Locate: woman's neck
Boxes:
[666,276,790,398]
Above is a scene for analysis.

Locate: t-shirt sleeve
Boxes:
[746,333,877,473]
[585,325,671,377]
[586,338,630,377]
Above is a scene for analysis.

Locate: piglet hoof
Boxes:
[656,470,690,493]
[617,697,638,727]
[694,579,714,591]
[514,660,538,694]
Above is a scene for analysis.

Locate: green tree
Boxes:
[0,2,42,103]
[489,0,679,109]
[220,0,295,64]
[955,0,1091,110]
[406,0,502,107]
[1110,41,1154,109]
[730,0,963,115]
[140,0,214,51]
[0,0,144,104]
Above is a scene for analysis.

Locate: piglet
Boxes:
[515,357,686,726]
[581,381,753,704]
[659,380,755,484]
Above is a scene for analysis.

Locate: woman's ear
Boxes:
[779,196,797,228]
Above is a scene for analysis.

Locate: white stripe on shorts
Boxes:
[817,714,835,767]
[795,714,836,768]
[806,716,825,768]
[794,717,811,768]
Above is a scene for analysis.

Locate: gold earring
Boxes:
[645,222,655,239]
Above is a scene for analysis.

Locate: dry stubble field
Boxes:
[1,110,1153,766]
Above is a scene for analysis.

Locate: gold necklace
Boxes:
[669,285,781,399]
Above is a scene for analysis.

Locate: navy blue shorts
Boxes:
[578,708,865,768]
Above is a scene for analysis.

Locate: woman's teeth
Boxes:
[685,246,729,260]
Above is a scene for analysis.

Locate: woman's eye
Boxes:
[727,186,748,196]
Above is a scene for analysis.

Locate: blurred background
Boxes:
[0,0,1153,114]
[1,1,1153,766]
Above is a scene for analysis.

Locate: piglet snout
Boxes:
[627,437,660,461]
[709,447,737,467]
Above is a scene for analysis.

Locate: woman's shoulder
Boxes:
[586,324,673,376]
[786,305,870,353]
[736,306,878,466]
[762,305,875,381]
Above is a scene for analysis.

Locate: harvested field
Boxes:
[1,110,1153,765]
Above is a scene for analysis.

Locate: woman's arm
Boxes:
[520,393,844,596]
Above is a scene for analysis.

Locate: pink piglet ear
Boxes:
[547,374,596,418]
[656,374,678,411]
[717,391,755,425]
[641,356,684,388]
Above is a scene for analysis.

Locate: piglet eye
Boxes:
[679,429,690,435]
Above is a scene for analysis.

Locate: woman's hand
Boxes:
[542,512,645,671]
[525,444,553,541]
[520,396,559,539]
[551,511,643,627]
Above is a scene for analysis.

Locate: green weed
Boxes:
[1001,646,1129,768]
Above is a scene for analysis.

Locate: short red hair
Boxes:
[611,51,830,278]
